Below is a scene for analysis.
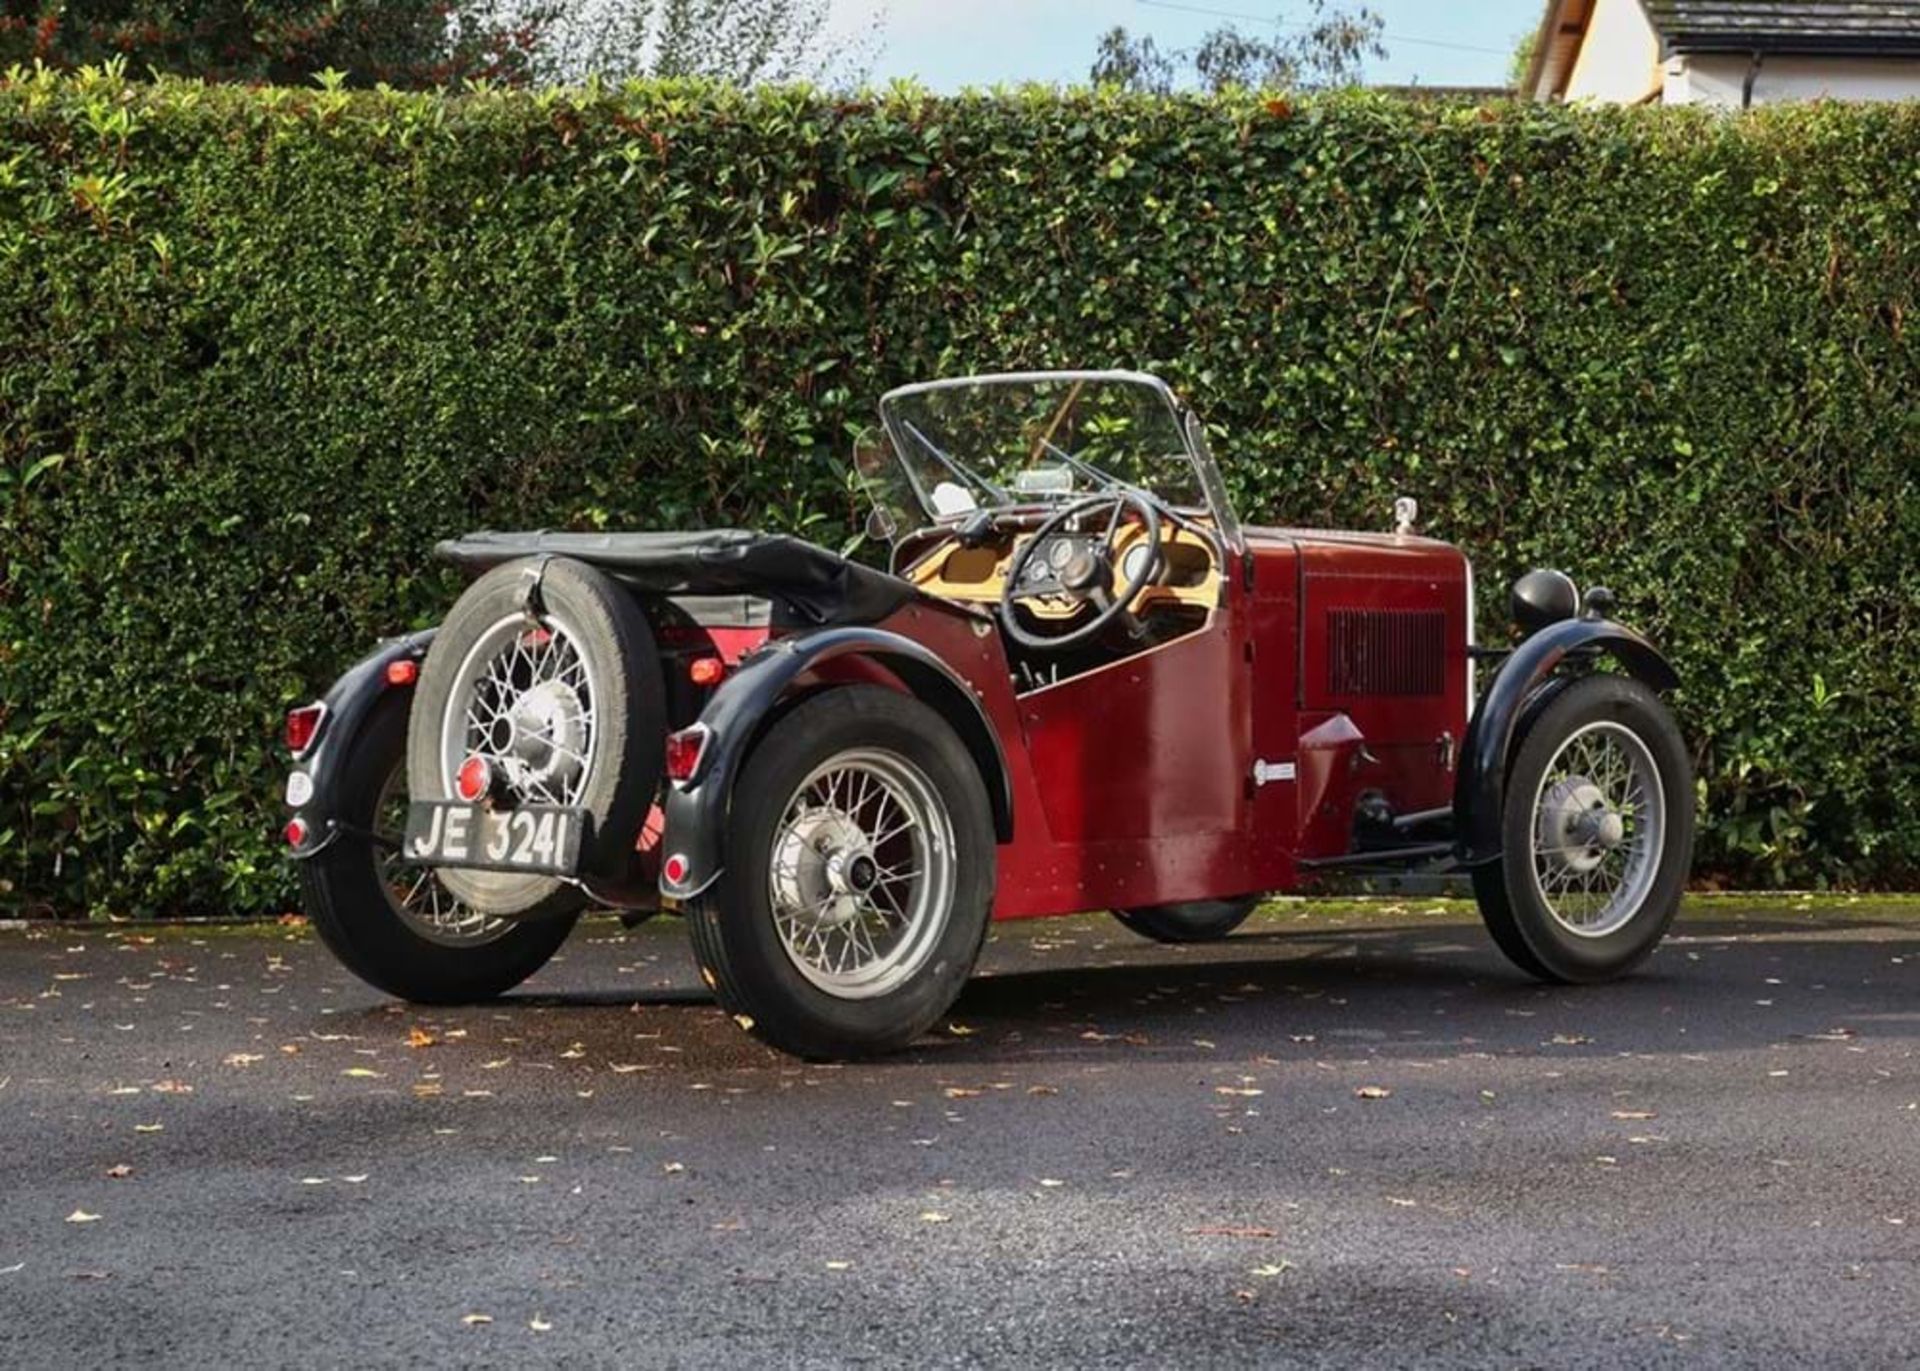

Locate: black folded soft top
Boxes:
[435,529,915,627]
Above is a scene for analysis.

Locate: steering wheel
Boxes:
[998,492,1164,652]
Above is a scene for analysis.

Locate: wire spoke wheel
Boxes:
[1529,720,1666,939]
[766,748,956,1000]
[439,614,599,807]
[373,759,508,948]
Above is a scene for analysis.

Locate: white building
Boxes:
[1523,0,1920,106]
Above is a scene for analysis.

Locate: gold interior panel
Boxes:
[906,520,1222,617]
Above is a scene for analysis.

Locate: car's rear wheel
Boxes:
[684,686,995,1059]
[1112,896,1259,944]
[1473,674,1693,983]
[303,692,578,1003]
[407,556,664,918]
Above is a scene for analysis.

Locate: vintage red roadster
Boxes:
[284,372,1693,1058]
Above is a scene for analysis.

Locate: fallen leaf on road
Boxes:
[1250,1262,1295,1277]
[224,1053,263,1067]
[65,1211,101,1224]
[1611,1110,1656,1120]
[945,1023,975,1037]
[342,1068,385,1079]
[133,1124,163,1134]
[529,1316,552,1332]
[151,1080,192,1095]
[104,1165,131,1179]
[1037,1178,1065,1188]
[1215,1087,1263,1098]
[732,1015,755,1032]
[1387,1197,1418,1207]
[919,1212,951,1224]
[1355,1086,1393,1100]
[406,1028,437,1049]
[462,1313,492,1326]
[663,1161,686,1175]
[943,1087,982,1099]
[825,1260,852,1270]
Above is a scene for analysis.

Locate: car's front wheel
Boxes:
[684,686,995,1059]
[1473,674,1693,983]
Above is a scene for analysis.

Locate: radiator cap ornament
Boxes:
[1393,496,1419,536]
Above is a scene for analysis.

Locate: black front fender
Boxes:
[1454,618,1678,866]
[658,626,1012,900]
[285,630,436,859]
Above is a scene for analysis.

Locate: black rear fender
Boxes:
[284,631,436,859]
[657,627,1012,900]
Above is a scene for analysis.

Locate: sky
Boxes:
[824,0,1546,91]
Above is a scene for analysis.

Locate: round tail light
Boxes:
[455,756,493,803]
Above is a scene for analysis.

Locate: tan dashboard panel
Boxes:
[907,523,1222,615]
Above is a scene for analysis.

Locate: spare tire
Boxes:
[407,556,664,918]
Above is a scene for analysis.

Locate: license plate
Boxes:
[401,801,586,877]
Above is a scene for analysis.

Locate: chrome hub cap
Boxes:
[506,679,589,794]
[1530,721,1666,938]
[768,750,955,999]
[1536,778,1624,874]
[442,616,598,807]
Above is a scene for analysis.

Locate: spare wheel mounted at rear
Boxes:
[407,556,665,918]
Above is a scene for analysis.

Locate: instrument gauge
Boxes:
[1120,543,1154,585]
[1046,538,1076,572]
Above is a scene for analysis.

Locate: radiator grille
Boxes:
[1326,609,1446,697]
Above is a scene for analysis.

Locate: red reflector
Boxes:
[662,853,690,886]
[284,817,309,848]
[663,726,709,783]
[456,756,492,803]
[283,704,324,755]
[688,657,725,687]
[386,659,419,687]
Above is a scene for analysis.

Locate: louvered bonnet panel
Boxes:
[1325,608,1447,697]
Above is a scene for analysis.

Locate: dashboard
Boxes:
[906,521,1222,619]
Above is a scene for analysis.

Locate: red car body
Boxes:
[287,370,1688,1057]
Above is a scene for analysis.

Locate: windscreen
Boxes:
[872,376,1205,521]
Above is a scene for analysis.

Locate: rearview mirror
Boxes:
[865,505,899,543]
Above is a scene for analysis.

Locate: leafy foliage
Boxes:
[0,71,1914,915]
[0,0,547,87]
[1093,1,1385,94]
[534,0,875,84]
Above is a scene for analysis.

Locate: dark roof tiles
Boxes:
[1643,1,1920,53]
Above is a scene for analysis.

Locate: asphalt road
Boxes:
[2,897,1916,1368]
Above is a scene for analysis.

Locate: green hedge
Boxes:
[1,69,1915,915]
